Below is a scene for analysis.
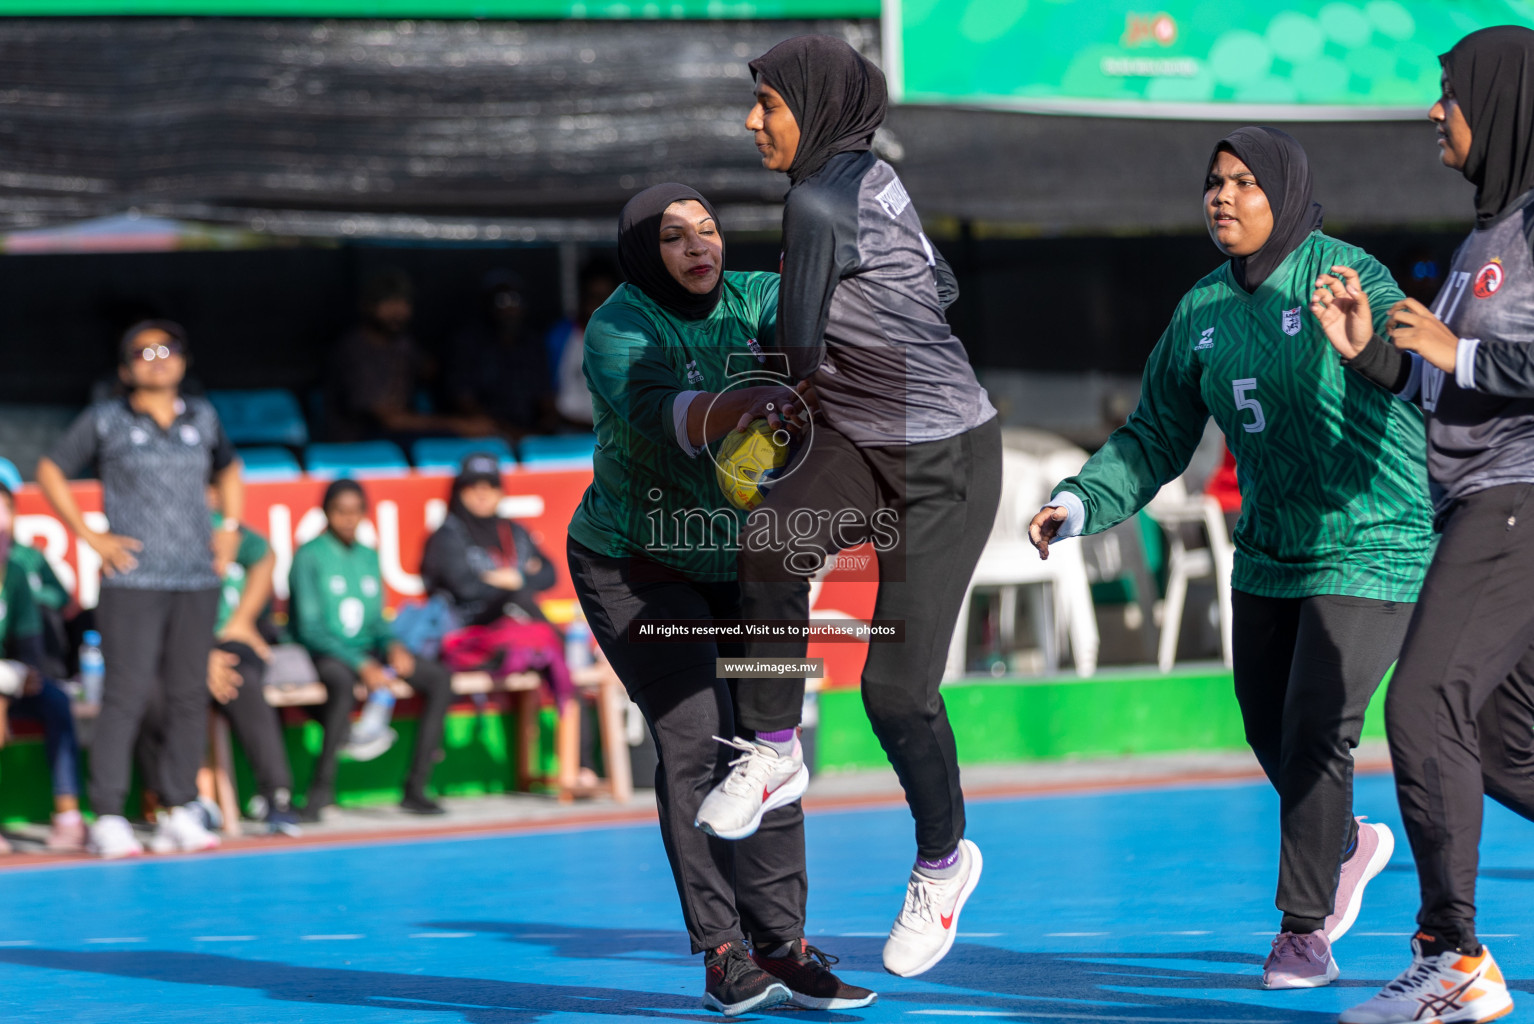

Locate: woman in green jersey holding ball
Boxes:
[1030,128,1436,990]
[566,183,875,1016]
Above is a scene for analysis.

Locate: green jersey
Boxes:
[289,530,392,670]
[568,271,780,581]
[0,553,43,659]
[1055,231,1434,602]
[8,544,68,613]
[213,513,271,633]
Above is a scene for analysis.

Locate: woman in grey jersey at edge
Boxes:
[1314,25,1534,1024]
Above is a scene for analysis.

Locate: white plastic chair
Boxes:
[1145,476,1234,672]
[945,448,1100,679]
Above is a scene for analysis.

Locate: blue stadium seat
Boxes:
[517,433,597,469]
[411,436,513,473]
[304,441,409,479]
[208,389,309,447]
[236,446,302,481]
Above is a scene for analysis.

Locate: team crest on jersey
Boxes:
[329,575,347,595]
[361,576,379,598]
[746,338,765,363]
[1194,327,1215,350]
[1473,258,1504,298]
[1281,307,1303,336]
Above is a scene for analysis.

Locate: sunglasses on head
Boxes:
[132,341,184,362]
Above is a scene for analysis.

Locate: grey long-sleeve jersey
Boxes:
[775,150,996,447]
[1389,189,1534,513]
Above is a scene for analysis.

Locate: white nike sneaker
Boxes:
[1340,936,1512,1023]
[148,804,222,854]
[88,814,143,860]
[882,839,983,977]
[694,735,809,840]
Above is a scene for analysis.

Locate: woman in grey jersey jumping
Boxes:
[691,35,1002,981]
[1314,25,1534,1024]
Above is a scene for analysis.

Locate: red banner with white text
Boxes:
[13,470,875,689]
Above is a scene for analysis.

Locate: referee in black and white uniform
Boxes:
[37,320,243,858]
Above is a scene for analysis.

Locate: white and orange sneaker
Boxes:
[882,839,983,977]
[1339,935,1513,1024]
[694,735,808,841]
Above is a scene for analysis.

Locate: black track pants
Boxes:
[567,538,806,955]
[92,587,220,815]
[1232,590,1411,929]
[733,417,1002,861]
[1385,483,1534,950]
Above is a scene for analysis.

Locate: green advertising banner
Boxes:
[885,0,1534,119]
[0,0,877,15]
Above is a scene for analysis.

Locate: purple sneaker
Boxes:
[1325,818,1394,942]
[1262,930,1339,989]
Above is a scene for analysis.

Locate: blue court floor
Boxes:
[0,772,1530,1024]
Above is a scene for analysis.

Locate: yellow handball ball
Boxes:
[716,418,792,511]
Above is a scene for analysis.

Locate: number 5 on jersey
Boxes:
[1232,377,1266,433]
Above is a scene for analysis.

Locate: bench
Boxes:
[75,661,634,835]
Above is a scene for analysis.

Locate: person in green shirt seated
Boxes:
[0,475,85,853]
[0,459,79,681]
[289,478,452,820]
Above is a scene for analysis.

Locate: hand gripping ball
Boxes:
[716,418,792,511]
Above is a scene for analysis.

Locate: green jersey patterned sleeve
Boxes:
[1053,311,1210,535]
[1357,253,1406,338]
[584,303,688,450]
[290,543,365,670]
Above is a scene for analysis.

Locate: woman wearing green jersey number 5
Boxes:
[1030,128,1436,990]
[566,184,875,1016]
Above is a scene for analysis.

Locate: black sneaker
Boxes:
[400,791,446,816]
[298,789,331,824]
[702,940,791,1016]
[265,804,302,837]
[752,939,878,1010]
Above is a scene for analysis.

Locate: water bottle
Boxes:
[78,630,104,705]
[352,685,396,743]
[565,616,594,671]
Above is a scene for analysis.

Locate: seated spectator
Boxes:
[548,257,620,428]
[0,461,81,680]
[327,268,495,442]
[446,270,558,436]
[420,455,592,787]
[290,479,452,820]
[0,478,84,852]
[136,487,300,835]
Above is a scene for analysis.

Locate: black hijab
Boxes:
[448,452,506,553]
[617,183,724,321]
[750,35,887,185]
[1441,26,1534,226]
[1208,127,1325,293]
